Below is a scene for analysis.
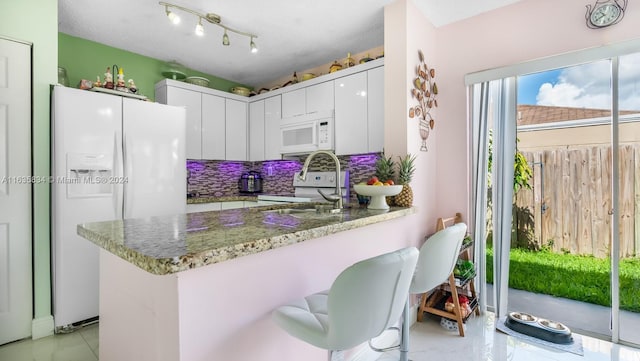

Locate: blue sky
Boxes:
[516,53,640,110]
[517,69,562,105]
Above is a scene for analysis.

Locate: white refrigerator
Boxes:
[51,85,186,329]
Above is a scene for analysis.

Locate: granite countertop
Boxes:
[187,195,258,204]
[77,204,416,275]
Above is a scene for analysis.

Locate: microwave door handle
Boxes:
[313,121,318,146]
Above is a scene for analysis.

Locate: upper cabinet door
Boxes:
[201,93,226,160]
[281,88,305,118]
[264,95,282,160]
[249,100,265,161]
[164,87,202,159]
[306,81,334,114]
[226,99,248,161]
[367,66,384,153]
[334,72,367,155]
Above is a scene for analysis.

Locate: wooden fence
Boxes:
[514,144,640,258]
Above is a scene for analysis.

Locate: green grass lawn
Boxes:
[486,248,640,313]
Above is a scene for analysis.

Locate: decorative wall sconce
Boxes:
[159,1,258,53]
[408,50,438,152]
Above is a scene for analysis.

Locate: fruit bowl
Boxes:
[353,184,402,210]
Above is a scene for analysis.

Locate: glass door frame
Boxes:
[466,39,640,345]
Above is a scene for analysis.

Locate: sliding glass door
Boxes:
[617,52,640,346]
[470,46,640,346]
[512,59,613,339]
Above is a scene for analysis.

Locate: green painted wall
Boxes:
[58,33,246,101]
[0,0,58,334]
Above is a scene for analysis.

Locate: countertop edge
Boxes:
[79,206,416,275]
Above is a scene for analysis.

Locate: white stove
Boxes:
[257,171,350,205]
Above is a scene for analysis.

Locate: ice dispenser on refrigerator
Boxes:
[66,153,113,197]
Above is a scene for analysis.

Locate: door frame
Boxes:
[467,38,640,345]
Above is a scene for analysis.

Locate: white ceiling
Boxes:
[58,0,521,88]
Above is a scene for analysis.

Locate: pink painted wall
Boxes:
[384,0,440,237]
[176,219,419,361]
[433,0,640,220]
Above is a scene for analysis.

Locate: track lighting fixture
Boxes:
[250,37,258,53]
[159,1,258,53]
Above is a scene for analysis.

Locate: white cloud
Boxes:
[535,53,640,111]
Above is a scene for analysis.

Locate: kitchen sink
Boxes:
[262,204,344,218]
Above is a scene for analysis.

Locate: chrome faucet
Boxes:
[299,150,343,209]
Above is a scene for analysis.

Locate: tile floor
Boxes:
[0,323,98,361]
[1,312,639,361]
[378,313,640,361]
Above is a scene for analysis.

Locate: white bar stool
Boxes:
[272,247,419,361]
[409,222,468,332]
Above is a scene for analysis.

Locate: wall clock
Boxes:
[585,0,627,28]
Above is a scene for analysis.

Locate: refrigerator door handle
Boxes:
[114,132,124,219]
[123,133,132,218]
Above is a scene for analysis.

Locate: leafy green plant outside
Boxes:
[486,247,640,313]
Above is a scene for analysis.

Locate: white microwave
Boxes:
[279,110,334,154]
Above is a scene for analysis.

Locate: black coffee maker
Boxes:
[238,171,263,193]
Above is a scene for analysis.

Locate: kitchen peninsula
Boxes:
[78,204,416,361]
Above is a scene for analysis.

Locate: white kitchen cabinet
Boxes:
[201,93,226,160]
[220,201,245,210]
[333,67,384,155]
[367,66,384,153]
[249,100,265,161]
[226,99,248,161]
[157,86,202,159]
[281,81,334,118]
[264,95,282,160]
[186,202,222,213]
[156,79,249,161]
[281,88,305,118]
[187,201,261,212]
[335,72,368,155]
[306,81,334,114]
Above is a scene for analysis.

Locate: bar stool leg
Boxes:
[400,298,410,361]
[328,350,344,361]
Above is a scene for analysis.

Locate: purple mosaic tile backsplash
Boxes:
[187,153,380,201]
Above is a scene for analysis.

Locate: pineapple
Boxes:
[375,155,396,206]
[394,154,416,207]
[374,155,395,183]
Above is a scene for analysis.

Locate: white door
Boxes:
[264,95,282,160]
[225,99,248,161]
[281,88,305,118]
[52,86,122,328]
[0,38,32,345]
[165,87,201,159]
[249,100,265,161]
[367,67,384,153]
[201,93,225,160]
[335,72,368,155]
[305,81,334,114]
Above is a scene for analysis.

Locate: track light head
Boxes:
[165,6,181,25]
[195,18,204,36]
[222,30,230,46]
